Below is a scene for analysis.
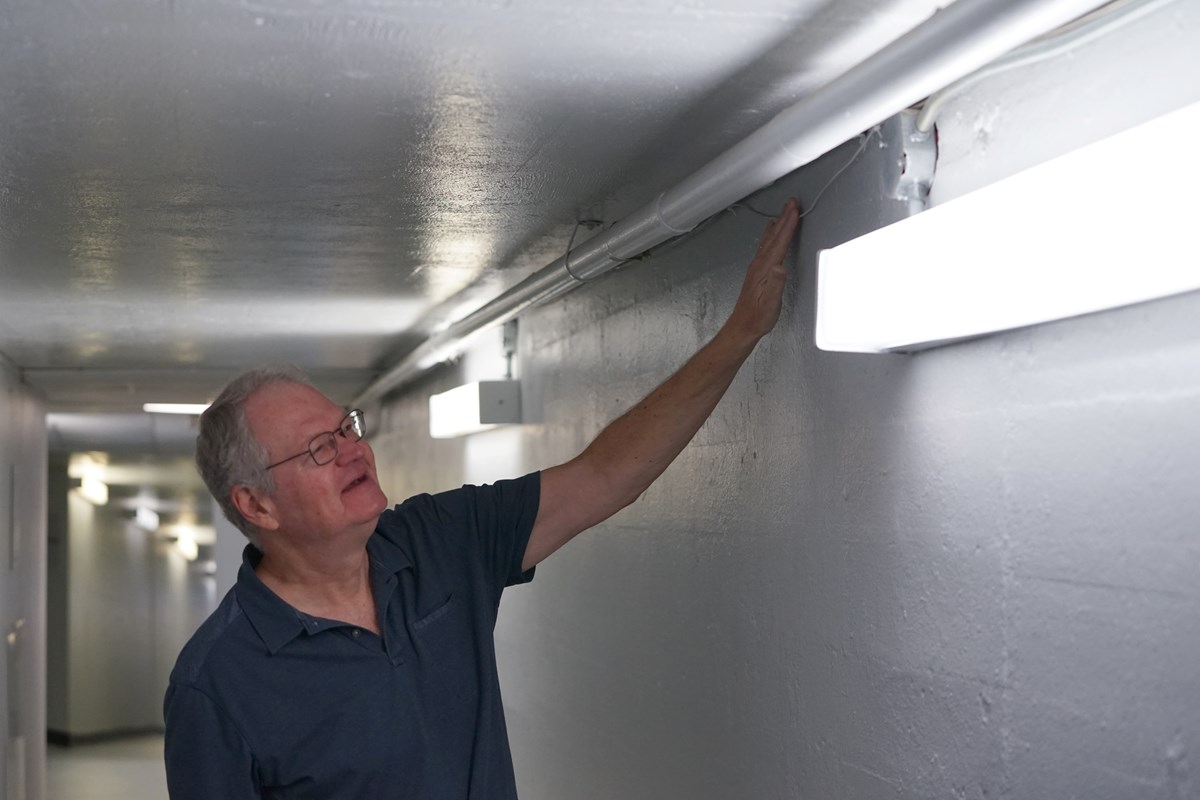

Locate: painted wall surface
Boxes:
[373,4,1200,799]
[0,357,47,800]
[45,456,68,737]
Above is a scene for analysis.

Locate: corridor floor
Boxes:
[47,734,168,800]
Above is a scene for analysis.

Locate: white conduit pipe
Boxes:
[354,0,1113,407]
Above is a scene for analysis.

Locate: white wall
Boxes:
[0,356,47,800]
[372,3,1200,798]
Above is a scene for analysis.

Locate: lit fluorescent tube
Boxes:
[135,506,160,531]
[816,99,1200,353]
[143,403,211,415]
[76,477,109,506]
[429,380,521,439]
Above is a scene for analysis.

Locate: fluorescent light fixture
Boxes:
[135,506,160,531]
[76,477,109,506]
[429,380,521,439]
[816,99,1200,353]
[68,452,110,505]
[175,528,199,561]
[143,403,210,415]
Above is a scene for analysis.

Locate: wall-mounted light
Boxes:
[143,403,210,415]
[429,380,521,439]
[174,527,199,561]
[67,453,111,505]
[73,476,109,506]
[815,99,1200,353]
[135,506,160,531]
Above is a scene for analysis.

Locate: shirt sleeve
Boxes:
[164,683,261,799]
[382,471,541,600]
[459,471,541,590]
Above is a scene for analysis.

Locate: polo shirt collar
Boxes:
[234,545,308,654]
[366,519,412,575]
[234,526,414,655]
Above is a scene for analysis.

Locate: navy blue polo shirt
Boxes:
[164,473,540,799]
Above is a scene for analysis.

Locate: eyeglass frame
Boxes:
[264,409,366,470]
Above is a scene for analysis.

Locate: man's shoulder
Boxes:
[169,587,253,688]
[382,472,541,520]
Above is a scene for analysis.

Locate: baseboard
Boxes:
[47,726,165,747]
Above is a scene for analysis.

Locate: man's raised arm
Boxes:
[524,197,801,571]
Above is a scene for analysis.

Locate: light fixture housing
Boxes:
[73,476,109,506]
[815,99,1200,353]
[174,528,199,561]
[429,380,521,439]
[135,506,160,531]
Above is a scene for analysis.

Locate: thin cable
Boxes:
[917,0,1179,131]
[735,127,878,220]
[562,219,603,282]
[639,127,876,265]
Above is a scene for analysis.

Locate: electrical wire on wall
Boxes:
[734,127,880,221]
[917,0,1180,131]
[586,125,882,270]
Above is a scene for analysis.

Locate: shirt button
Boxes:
[352,629,360,637]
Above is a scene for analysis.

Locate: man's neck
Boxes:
[255,536,380,634]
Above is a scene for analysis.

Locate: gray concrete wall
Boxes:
[372,4,1200,798]
[0,355,47,800]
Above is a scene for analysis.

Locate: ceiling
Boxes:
[3,0,946,447]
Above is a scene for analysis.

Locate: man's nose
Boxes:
[335,433,369,464]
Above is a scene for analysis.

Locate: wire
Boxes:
[917,0,1180,132]
[562,126,877,273]
[562,218,609,282]
[735,127,878,221]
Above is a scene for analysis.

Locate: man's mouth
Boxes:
[343,475,369,493]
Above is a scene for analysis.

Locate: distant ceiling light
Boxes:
[143,403,210,415]
[429,381,521,439]
[815,99,1200,353]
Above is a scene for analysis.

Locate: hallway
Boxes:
[47,736,167,800]
[4,0,1199,797]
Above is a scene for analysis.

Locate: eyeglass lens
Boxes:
[309,410,365,466]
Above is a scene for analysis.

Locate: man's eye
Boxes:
[311,438,337,463]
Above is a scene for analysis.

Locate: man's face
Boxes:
[242,381,389,542]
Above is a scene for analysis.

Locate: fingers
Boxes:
[755,197,800,263]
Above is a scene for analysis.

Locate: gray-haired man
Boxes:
[164,199,800,799]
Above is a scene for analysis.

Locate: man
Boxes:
[164,198,800,798]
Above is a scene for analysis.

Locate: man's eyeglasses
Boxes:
[265,409,366,470]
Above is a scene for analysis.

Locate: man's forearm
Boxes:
[524,198,800,569]
[575,320,761,509]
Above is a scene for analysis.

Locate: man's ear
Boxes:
[231,485,280,532]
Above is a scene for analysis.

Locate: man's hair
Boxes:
[195,364,313,546]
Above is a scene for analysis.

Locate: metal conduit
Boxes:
[354,0,1113,408]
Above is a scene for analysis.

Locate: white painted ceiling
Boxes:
[4,0,947,449]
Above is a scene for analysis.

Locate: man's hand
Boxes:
[726,197,801,344]
[524,199,801,570]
